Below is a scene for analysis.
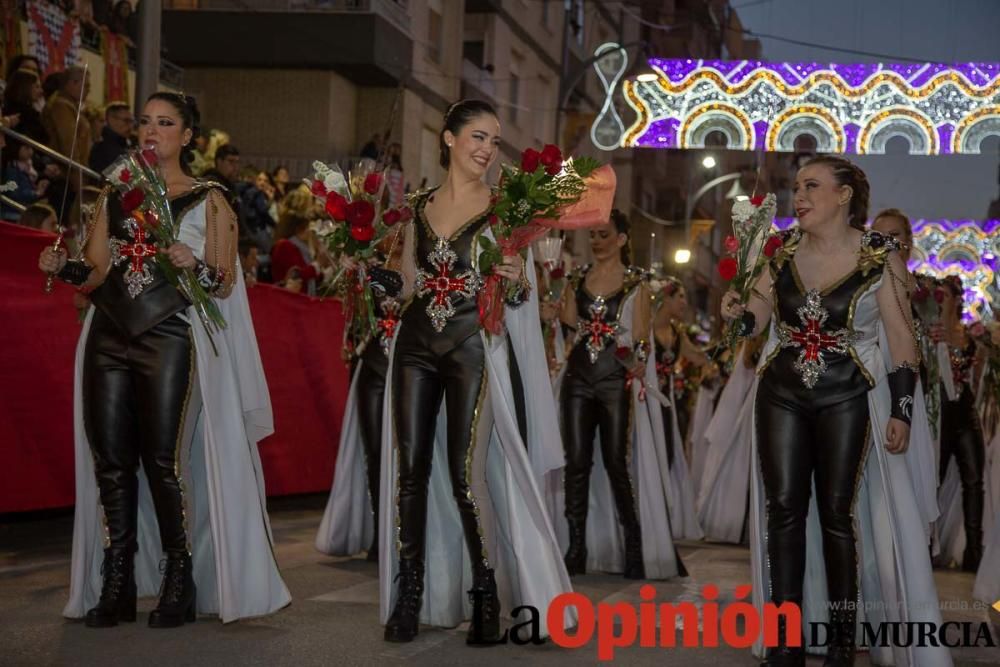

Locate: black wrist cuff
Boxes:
[56,259,93,286]
[369,266,403,298]
[194,260,226,294]
[888,365,917,425]
[504,278,531,308]
[735,311,756,338]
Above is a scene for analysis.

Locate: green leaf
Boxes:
[572,157,601,178]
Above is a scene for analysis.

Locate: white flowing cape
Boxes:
[749,275,949,666]
[377,228,573,634]
[687,384,719,498]
[548,285,696,579]
[697,346,756,543]
[315,361,375,557]
[64,258,291,623]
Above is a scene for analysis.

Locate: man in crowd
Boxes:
[88,102,134,173]
[41,66,92,168]
[202,143,241,206]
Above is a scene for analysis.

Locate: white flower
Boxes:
[731,199,754,222]
[0,180,16,193]
[648,279,664,293]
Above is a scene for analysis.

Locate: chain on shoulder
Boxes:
[884,257,922,364]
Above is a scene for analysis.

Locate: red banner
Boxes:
[0,222,349,513]
[100,27,130,104]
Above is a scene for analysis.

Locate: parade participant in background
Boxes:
[722,155,948,666]
[934,275,986,571]
[316,228,404,563]
[38,93,290,629]
[554,211,690,580]
[378,100,571,644]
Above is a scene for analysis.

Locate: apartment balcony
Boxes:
[459,59,497,106]
[162,0,412,86]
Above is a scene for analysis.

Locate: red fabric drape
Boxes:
[0,222,348,513]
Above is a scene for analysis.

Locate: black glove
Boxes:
[734,311,756,338]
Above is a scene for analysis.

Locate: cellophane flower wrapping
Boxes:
[716,193,778,352]
[477,145,613,335]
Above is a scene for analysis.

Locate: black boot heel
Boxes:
[149,552,197,628]
[384,559,424,642]
[466,568,502,645]
[85,547,137,628]
[563,520,587,576]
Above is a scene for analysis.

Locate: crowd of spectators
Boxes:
[2,1,410,296]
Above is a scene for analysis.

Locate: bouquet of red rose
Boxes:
[716,193,780,351]
[477,144,614,335]
[613,338,669,405]
[104,148,226,351]
[309,160,411,349]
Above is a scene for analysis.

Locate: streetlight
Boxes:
[674,248,692,264]
[702,155,717,169]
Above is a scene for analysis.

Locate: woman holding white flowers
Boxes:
[722,155,948,666]
[38,93,290,630]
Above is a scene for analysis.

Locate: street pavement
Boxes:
[1,495,997,666]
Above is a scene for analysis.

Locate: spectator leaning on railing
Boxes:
[2,69,49,146]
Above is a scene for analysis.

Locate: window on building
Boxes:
[427,7,443,64]
[463,41,485,69]
[510,73,520,125]
[541,0,550,28]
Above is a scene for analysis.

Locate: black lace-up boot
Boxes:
[384,558,424,642]
[85,547,137,627]
[148,551,197,628]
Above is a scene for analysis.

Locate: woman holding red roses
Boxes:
[552,210,690,581]
[721,156,948,666]
[376,100,572,644]
[38,93,290,629]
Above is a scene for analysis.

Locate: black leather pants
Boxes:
[561,369,639,533]
[83,309,195,554]
[755,380,869,608]
[939,388,985,559]
[356,349,386,537]
[392,331,490,573]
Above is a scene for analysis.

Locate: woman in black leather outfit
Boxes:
[39,93,289,628]
[722,156,922,667]
[383,100,531,644]
[936,275,985,571]
[558,210,654,579]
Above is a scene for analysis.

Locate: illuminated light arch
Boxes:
[678,103,754,150]
[765,105,845,153]
[952,105,1000,153]
[606,58,1000,154]
[772,218,999,321]
[857,107,938,155]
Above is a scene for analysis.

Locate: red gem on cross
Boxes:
[788,315,840,362]
[585,315,615,347]
[428,261,469,306]
[119,224,158,274]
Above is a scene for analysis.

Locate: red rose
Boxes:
[912,286,929,303]
[144,210,159,228]
[540,144,563,175]
[933,287,946,304]
[325,192,348,220]
[346,200,376,228]
[521,148,541,173]
[763,234,784,257]
[121,188,145,213]
[724,234,739,253]
[615,345,631,361]
[349,224,375,243]
[363,172,383,195]
[140,148,158,167]
[717,256,738,281]
[119,168,132,184]
[488,214,500,227]
[398,206,413,223]
[750,195,765,206]
[311,179,328,197]
[382,208,401,226]
[550,265,565,280]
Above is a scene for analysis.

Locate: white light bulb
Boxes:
[674,248,691,264]
[702,156,717,169]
